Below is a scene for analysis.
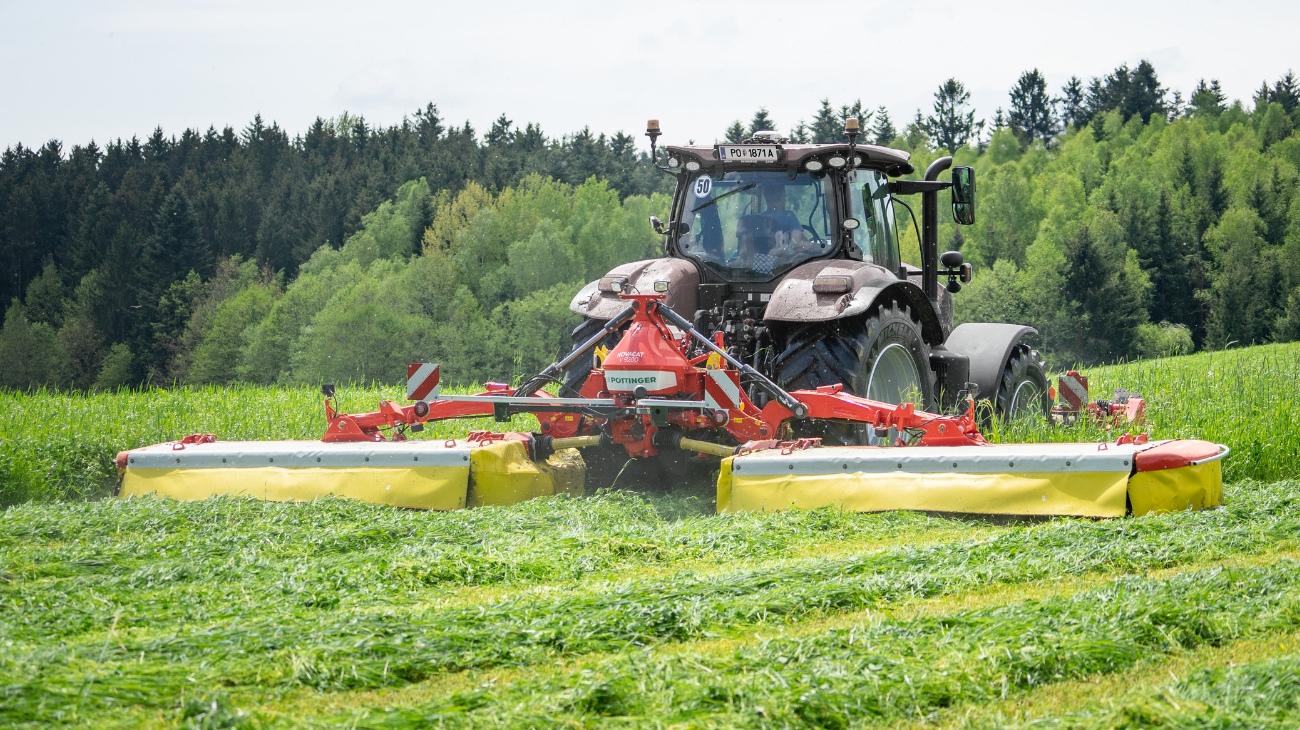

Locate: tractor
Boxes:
[566,119,1050,454]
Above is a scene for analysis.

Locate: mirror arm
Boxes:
[917,156,953,302]
[889,180,949,195]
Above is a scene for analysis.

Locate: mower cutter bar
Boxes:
[719,438,1226,518]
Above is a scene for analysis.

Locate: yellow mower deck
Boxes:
[717,440,1224,518]
[120,435,1223,518]
[118,438,583,509]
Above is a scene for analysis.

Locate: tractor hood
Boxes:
[570,258,700,321]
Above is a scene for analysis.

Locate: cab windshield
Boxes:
[676,171,833,282]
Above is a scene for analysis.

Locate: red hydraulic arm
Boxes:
[320,291,987,452]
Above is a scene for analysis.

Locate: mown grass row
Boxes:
[1002,654,1300,729]
[2,341,1297,504]
[0,492,974,634]
[330,560,1300,728]
[2,479,1297,726]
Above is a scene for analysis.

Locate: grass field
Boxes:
[1,342,1298,727]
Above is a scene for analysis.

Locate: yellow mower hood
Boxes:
[118,438,583,510]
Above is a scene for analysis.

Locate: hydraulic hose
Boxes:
[514,305,635,398]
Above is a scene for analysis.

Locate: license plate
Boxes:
[717,145,780,162]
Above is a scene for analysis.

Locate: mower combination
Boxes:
[117,120,1226,517]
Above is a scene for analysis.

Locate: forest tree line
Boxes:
[2,61,1299,389]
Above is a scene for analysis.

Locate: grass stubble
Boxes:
[0,342,1297,727]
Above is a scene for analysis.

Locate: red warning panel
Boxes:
[406,363,440,401]
[1058,370,1088,411]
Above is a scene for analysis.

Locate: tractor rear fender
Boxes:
[570,258,700,320]
[764,260,945,345]
[943,323,1039,402]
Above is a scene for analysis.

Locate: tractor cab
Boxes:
[657,134,913,286]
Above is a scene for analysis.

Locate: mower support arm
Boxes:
[514,305,636,397]
[889,180,949,194]
[656,303,808,418]
[776,386,985,447]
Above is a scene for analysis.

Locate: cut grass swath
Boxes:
[2,479,1298,724]
[324,560,1300,728]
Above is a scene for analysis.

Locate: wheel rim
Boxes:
[866,343,923,405]
[1008,379,1044,419]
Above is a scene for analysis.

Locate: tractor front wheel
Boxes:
[995,345,1050,421]
[560,317,612,396]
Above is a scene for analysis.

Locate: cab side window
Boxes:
[848,171,900,273]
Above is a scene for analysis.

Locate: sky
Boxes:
[2,0,1297,153]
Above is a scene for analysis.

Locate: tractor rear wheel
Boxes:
[773,300,935,444]
[995,345,1050,421]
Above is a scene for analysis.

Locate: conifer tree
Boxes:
[920,78,981,151]
[1007,69,1058,145]
[1270,70,1299,114]
[1059,76,1086,128]
[1254,82,1273,111]
[748,108,776,136]
[1126,60,1167,121]
[871,107,896,145]
[1191,79,1227,116]
[809,99,840,143]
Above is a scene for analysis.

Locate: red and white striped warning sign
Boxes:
[406,363,440,401]
[702,368,743,411]
[1057,370,1089,411]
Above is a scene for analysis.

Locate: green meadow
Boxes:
[1,341,1298,727]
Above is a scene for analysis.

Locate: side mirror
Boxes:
[649,216,667,235]
[951,166,976,225]
[940,251,972,294]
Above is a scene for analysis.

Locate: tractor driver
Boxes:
[761,182,819,253]
[758,182,820,262]
[731,183,819,275]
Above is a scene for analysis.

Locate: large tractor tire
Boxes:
[995,345,1050,421]
[773,300,935,444]
[557,318,626,488]
[559,317,612,397]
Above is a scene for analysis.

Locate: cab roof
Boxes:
[664,142,915,177]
